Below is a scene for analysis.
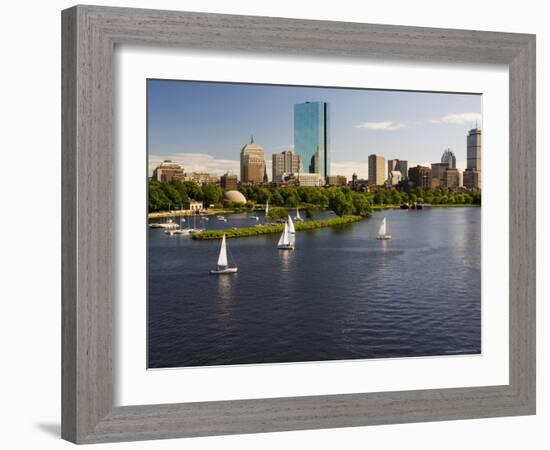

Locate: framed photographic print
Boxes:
[62,5,536,444]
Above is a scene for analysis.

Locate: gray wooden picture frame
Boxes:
[61,4,536,444]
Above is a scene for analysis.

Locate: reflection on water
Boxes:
[216,273,234,301]
[148,207,481,368]
[215,274,236,321]
[278,249,293,272]
[378,239,390,253]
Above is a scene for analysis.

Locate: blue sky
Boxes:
[147,79,481,179]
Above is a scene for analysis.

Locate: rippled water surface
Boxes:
[148,207,481,368]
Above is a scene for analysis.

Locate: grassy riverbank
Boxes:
[192,215,364,240]
[371,203,480,210]
[149,202,479,219]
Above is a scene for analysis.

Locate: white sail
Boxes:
[217,234,228,268]
[278,222,289,246]
[289,231,296,247]
[378,217,387,237]
[265,200,269,216]
[296,208,302,220]
[287,215,296,234]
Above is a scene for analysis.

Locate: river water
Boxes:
[148,207,481,368]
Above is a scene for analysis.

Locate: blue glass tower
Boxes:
[293,101,330,177]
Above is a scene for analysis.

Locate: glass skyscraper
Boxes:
[293,101,330,177]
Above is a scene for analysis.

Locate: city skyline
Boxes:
[147,79,482,180]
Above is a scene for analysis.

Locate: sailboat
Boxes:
[166,216,193,235]
[188,213,205,234]
[376,217,392,240]
[287,215,296,234]
[278,222,295,250]
[295,207,303,222]
[265,200,269,220]
[210,234,238,274]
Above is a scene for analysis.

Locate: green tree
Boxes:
[202,184,223,206]
[328,190,354,216]
[350,192,372,217]
[391,190,401,205]
[305,208,317,219]
[271,189,285,206]
[279,187,299,207]
[183,181,202,200]
[267,207,288,222]
[170,181,189,208]
[148,182,170,212]
[256,188,271,204]
[160,183,182,210]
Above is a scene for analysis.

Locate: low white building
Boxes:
[386,170,403,187]
[273,172,325,187]
[296,173,325,187]
[188,200,203,212]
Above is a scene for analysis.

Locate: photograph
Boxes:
[147,80,483,369]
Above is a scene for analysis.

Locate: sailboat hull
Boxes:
[376,235,392,240]
[277,244,295,250]
[210,267,238,275]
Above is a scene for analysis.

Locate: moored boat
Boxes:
[151,218,180,229]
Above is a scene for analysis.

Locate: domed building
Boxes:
[224,190,247,204]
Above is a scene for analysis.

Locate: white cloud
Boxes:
[355,121,406,131]
[330,161,369,180]
[431,112,482,125]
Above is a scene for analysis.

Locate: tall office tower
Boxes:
[441,149,457,169]
[463,169,481,190]
[431,162,447,188]
[368,154,386,186]
[442,168,460,189]
[240,135,266,184]
[396,160,408,179]
[294,101,330,178]
[467,128,482,170]
[272,150,301,180]
[464,128,482,189]
[408,165,432,189]
[388,159,408,179]
[388,159,398,178]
